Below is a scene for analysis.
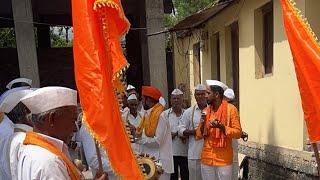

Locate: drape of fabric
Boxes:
[23,132,80,180]
[72,0,143,179]
[204,100,228,148]
[280,0,320,143]
[137,103,164,137]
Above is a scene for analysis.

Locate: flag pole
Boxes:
[95,140,104,174]
[311,143,320,176]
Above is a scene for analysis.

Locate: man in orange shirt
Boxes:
[196,80,242,180]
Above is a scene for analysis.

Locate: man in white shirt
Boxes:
[163,89,188,180]
[76,121,117,179]
[126,84,145,113]
[15,87,106,180]
[0,114,13,180]
[122,94,143,153]
[0,88,34,180]
[179,84,207,180]
[135,86,174,180]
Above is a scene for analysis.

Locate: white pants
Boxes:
[188,159,202,180]
[201,164,232,180]
[232,139,239,180]
[159,172,171,180]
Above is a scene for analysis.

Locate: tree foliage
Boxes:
[0,28,16,48]
[0,26,72,48]
[50,27,73,48]
[164,0,219,28]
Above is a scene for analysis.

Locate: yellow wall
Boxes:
[306,0,320,38]
[173,32,201,106]
[205,3,240,88]
[236,0,320,151]
[237,0,305,150]
[173,0,320,151]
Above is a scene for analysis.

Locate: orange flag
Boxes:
[72,0,143,179]
[280,0,320,143]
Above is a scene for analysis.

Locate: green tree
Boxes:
[50,27,73,48]
[164,0,219,28]
[164,0,219,49]
[0,28,16,48]
[0,26,72,48]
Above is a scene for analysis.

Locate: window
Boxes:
[211,32,220,80]
[255,1,273,78]
[263,2,273,74]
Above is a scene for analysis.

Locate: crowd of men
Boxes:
[0,77,247,180]
[118,81,247,180]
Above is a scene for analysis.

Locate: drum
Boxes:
[139,156,158,179]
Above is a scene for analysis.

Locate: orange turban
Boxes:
[142,86,162,100]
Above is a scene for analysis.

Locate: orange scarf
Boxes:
[204,100,229,148]
[23,132,81,180]
[137,103,164,137]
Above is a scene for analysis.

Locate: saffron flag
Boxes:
[280,0,320,143]
[72,0,143,179]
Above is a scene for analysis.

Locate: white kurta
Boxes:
[10,124,34,180]
[178,105,204,160]
[16,133,80,180]
[136,107,174,174]
[76,124,116,179]
[10,132,26,180]
[122,111,143,128]
[122,111,143,153]
[0,115,14,180]
[163,108,188,157]
[179,105,204,180]
[122,104,145,117]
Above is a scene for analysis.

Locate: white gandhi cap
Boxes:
[21,86,77,114]
[171,89,183,95]
[126,85,136,91]
[195,84,206,91]
[224,88,235,100]
[206,80,228,91]
[6,78,32,89]
[0,89,34,113]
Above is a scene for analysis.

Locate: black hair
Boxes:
[209,85,224,98]
[6,102,31,124]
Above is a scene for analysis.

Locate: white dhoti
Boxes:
[201,164,232,180]
[188,159,202,180]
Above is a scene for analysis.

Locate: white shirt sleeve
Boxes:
[136,113,168,148]
[78,125,113,176]
[178,110,190,136]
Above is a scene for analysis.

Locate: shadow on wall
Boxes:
[260,106,281,179]
[178,83,191,108]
